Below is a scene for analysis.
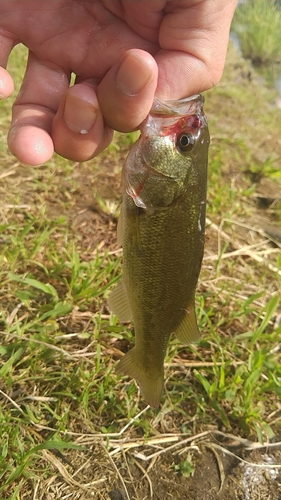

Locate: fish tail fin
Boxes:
[116,347,164,408]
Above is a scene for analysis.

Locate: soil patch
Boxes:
[32,439,281,500]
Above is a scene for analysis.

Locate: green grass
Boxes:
[232,0,281,64]
[0,44,281,498]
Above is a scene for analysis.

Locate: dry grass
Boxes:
[0,43,280,499]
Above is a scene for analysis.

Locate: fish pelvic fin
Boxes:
[116,347,164,408]
[175,305,201,344]
[108,279,132,322]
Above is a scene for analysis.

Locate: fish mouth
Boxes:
[141,94,207,138]
[151,94,204,117]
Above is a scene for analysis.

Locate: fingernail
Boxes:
[116,53,152,96]
[64,95,98,133]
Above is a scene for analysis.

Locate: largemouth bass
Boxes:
[109,95,209,407]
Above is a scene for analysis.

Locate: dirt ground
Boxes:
[30,437,281,500]
[6,131,281,500]
[3,48,281,500]
[18,135,281,500]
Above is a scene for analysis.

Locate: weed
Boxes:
[232,0,281,64]
[0,43,280,498]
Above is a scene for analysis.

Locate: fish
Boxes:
[108,94,210,407]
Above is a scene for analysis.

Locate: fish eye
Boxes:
[176,132,195,152]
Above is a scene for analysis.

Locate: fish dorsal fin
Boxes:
[175,305,201,344]
[108,279,132,322]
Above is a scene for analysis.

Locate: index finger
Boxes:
[155,0,237,99]
[0,34,16,97]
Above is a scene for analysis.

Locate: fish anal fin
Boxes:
[116,347,164,408]
[175,305,201,344]
[108,279,132,322]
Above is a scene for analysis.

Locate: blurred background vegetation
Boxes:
[232,0,281,65]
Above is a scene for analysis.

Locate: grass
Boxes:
[232,0,281,64]
[0,43,281,499]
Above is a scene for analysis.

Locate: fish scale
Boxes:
[108,95,209,407]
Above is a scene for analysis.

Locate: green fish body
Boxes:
[109,95,209,407]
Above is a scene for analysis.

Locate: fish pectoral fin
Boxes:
[108,279,132,322]
[175,305,201,344]
[117,205,123,245]
[116,348,164,408]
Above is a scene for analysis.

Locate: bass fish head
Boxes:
[124,94,209,210]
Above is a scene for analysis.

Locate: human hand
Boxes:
[0,0,237,165]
